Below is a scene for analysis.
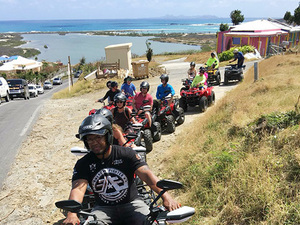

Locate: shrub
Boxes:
[218,45,255,62]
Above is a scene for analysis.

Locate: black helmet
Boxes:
[106,80,112,88]
[190,62,195,67]
[160,74,169,83]
[211,52,215,57]
[77,114,113,149]
[199,66,205,73]
[95,108,114,124]
[140,81,150,91]
[114,92,127,107]
[110,81,118,88]
[124,76,133,83]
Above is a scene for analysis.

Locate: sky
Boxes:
[0,0,298,21]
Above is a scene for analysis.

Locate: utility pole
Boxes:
[254,62,259,81]
[68,56,73,88]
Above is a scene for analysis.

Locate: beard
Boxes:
[90,143,108,156]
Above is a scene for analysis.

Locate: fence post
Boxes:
[254,62,258,81]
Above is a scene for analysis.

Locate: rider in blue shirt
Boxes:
[156,74,175,106]
[230,49,245,68]
[121,76,136,98]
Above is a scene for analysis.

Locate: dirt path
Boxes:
[0,59,244,224]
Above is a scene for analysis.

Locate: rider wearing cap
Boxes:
[96,81,120,105]
[121,76,136,98]
[229,48,244,68]
[62,114,180,225]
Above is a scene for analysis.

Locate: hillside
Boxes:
[161,54,300,224]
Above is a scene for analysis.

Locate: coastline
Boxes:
[0,31,217,63]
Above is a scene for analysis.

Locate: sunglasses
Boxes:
[116,101,123,103]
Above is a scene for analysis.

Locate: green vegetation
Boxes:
[219,23,229,32]
[146,40,153,62]
[0,33,40,58]
[230,9,245,25]
[218,45,255,62]
[284,3,300,25]
[160,54,300,224]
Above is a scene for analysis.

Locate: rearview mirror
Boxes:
[157,179,183,190]
[55,200,82,213]
[71,146,89,156]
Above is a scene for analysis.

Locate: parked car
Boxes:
[43,81,53,89]
[53,77,62,85]
[28,84,38,97]
[7,79,30,100]
[0,77,10,104]
[36,85,44,94]
[74,70,82,78]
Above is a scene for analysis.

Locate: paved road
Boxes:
[0,80,72,188]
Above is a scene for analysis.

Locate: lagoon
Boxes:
[20,33,200,65]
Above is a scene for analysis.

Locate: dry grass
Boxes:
[160,54,300,224]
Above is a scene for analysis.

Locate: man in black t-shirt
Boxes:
[63,114,180,225]
[96,81,120,105]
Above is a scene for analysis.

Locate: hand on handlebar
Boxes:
[162,193,181,211]
[96,98,104,103]
[62,213,80,225]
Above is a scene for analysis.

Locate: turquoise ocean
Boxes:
[0,18,256,64]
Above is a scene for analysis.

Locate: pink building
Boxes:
[216,19,299,57]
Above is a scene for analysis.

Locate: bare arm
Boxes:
[135,165,180,211]
[62,179,88,225]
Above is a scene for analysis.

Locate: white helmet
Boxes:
[233,49,238,54]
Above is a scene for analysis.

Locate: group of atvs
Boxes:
[179,63,246,112]
[206,63,246,86]
[90,94,185,154]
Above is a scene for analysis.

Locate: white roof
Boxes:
[0,56,42,72]
[105,43,132,49]
[290,26,300,32]
[231,19,291,32]
[226,30,288,37]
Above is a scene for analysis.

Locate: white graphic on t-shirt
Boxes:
[92,168,128,203]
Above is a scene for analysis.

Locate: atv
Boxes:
[224,64,246,85]
[131,105,161,153]
[206,67,221,86]
[179,86,215,112]
[153,96,185,134]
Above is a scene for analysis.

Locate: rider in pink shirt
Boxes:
[133,81,153,126]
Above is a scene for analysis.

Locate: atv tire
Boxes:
[199,96,208,113]
[166,115,176,133]
[179,97,188,112]
[143,129,153,153]
[176,107,185,125]
[215,72,221,85]
[208,91,215,106]
[152,122,161,142]
[180,87,188,92]
[238,73,244,82]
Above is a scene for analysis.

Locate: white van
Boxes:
[0,77,10,104]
